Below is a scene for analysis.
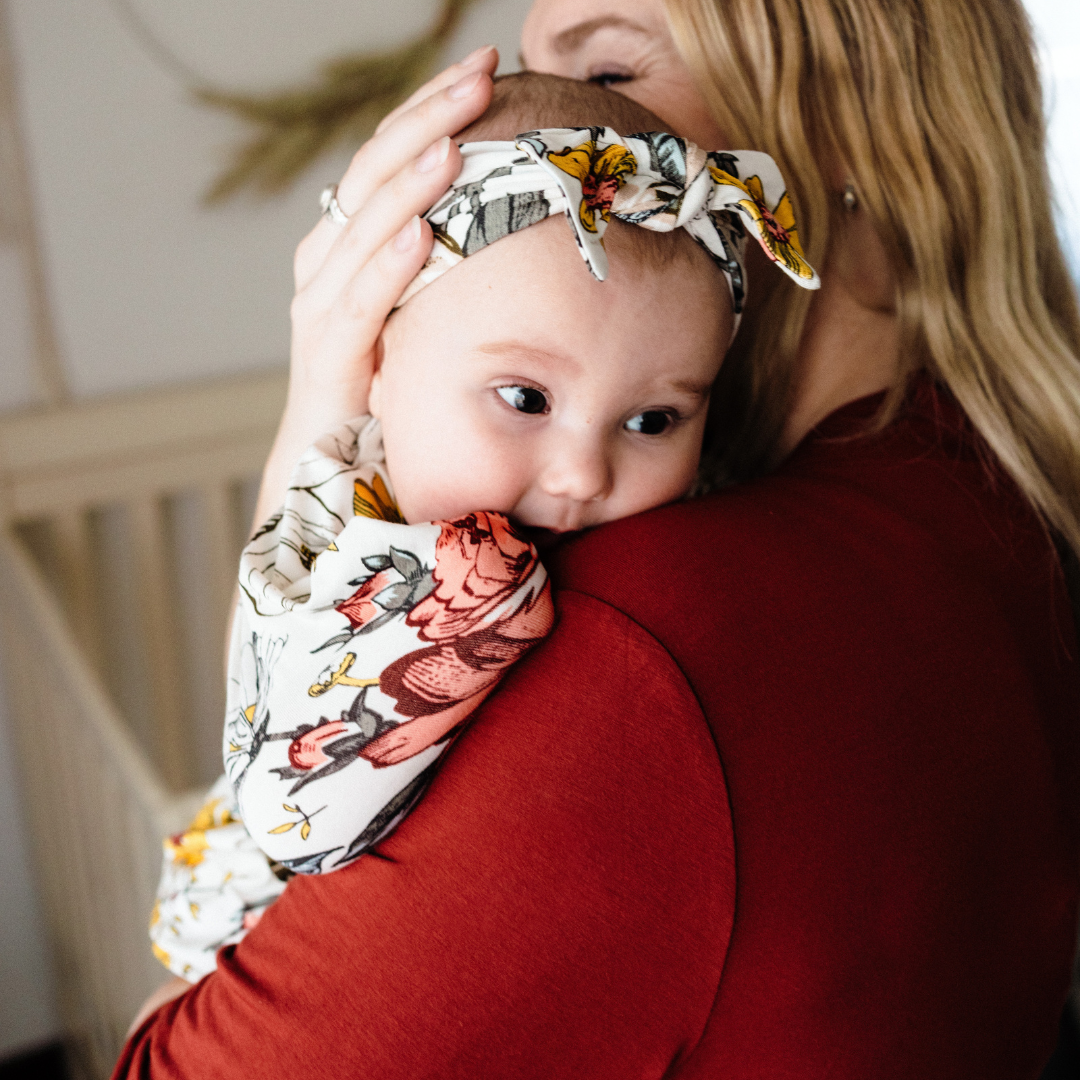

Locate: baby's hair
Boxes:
[458,71,670,141]
[457,73,719,277]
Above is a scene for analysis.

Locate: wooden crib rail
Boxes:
[0,369,286,789]
[0,370,287,522]
[0,529,202,1074]
[0,368,286,1075]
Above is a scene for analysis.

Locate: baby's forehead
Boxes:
[410,239,726,386]
[391,218,729,389]
[409,213,728,329]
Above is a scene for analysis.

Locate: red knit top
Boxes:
[114,381,1080,1079]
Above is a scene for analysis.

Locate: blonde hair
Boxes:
[667,0,1080,554]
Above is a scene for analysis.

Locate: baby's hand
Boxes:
[253,47,497,528]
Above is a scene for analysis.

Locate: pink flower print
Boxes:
[335,570,393,631]
[407,513,545,642]
[287,720,349,770]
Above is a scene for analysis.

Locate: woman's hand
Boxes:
[252,46,497,527]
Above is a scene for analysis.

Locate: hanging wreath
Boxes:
[114,0,482,202]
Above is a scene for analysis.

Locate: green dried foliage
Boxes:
[199,0,481,203]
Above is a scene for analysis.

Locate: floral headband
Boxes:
[395,127,820,324]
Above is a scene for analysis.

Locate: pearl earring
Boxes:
[843,182,858,212]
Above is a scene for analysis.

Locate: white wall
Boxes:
[1,0,529,412]
[1027,0,1080,279]
[0,243,36,410]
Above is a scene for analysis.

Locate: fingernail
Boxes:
[461,44,495,68]
[393,215,422,252]
[448,69,483,100]
[416,135,451,173]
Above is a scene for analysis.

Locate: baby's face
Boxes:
[371,217,730,534]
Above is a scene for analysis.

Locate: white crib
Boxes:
[0,369,286,1078]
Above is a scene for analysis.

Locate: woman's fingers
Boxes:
[292,212,434,396]
[375,44,498,135]
[294,69,488,287]
[294,54,491,291]
[335,66,492,214]
[268,51,494,525]
[296,135,459,295]
[306,216,434,390]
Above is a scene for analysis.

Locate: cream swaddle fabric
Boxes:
[225,416,552,873]
[152,420,553,979]
[150,775,285,980]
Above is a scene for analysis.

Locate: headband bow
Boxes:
[396,127,820,323]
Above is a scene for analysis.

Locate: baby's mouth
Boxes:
[516,524,577,550]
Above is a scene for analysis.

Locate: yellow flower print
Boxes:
[548,140,637,233]
[189,796,236,833]
[165,828,209,869]
[708,167,816,282]
[164,796,237,868]
[308,652,378,698]
[354,474,404,523]
[267,802,325,842]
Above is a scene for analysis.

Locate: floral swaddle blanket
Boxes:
[151,418,554,979]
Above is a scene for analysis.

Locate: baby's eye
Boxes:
[496,385,549,415]
[625,410,674,435]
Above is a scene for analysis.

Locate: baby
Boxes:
[150,72,819,980]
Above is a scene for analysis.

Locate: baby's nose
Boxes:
[537,430,614,506]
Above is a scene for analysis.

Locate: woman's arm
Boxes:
[251,47,496,529]
[114,593,735,1079]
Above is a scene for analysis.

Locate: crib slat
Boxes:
[50,507,103,670]
[0,371,286,1075]
[127,496,191,792]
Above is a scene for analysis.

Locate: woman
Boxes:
[119,1,1080,1076]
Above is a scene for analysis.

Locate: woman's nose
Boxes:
[537,431,614,505]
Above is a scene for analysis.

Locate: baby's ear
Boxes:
[368,335,385,420]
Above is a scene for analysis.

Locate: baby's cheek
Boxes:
[385,453,460,526]
[388,435,521,525]
[615,435,704,520]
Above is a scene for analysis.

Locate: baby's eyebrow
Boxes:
[666,378,712,398]
[474,341,582,374]
[550,16,650,56]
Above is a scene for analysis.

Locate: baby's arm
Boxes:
[226,418,554,875]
